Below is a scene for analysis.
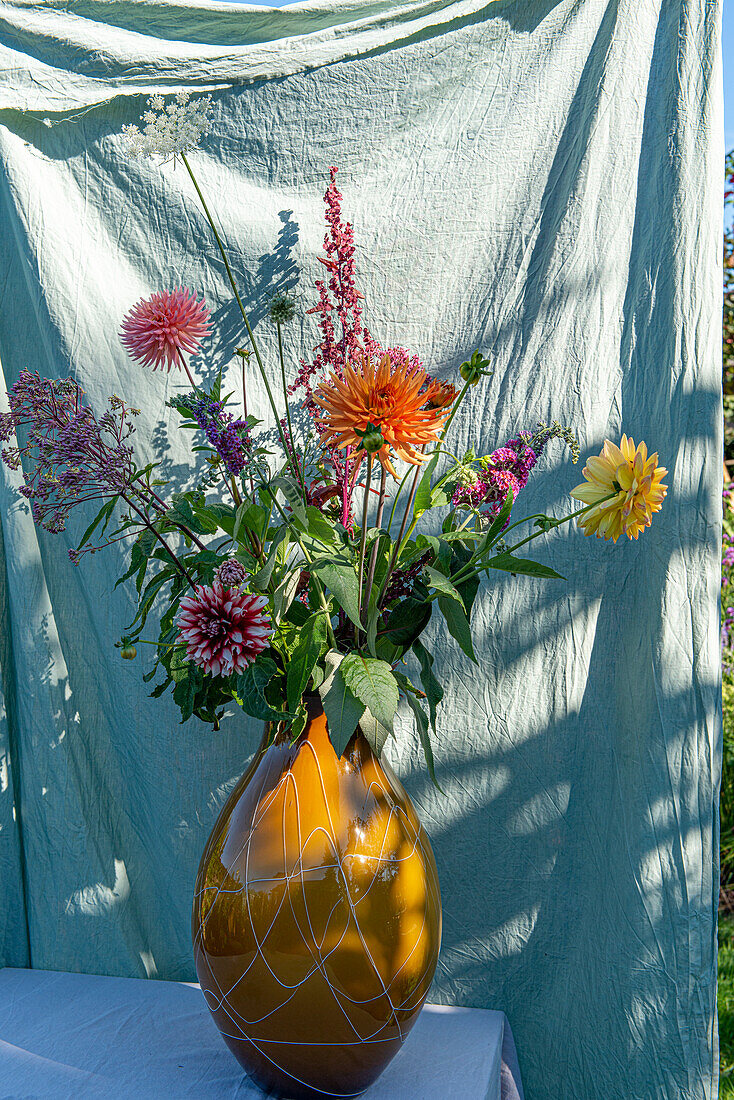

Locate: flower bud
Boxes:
[355,422,385,454]
[269,291,297,325]
[362,431,384,453]
[459,350,492,386]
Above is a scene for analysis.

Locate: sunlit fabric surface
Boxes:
[0,1,722,1098]
[0,969,524,1099]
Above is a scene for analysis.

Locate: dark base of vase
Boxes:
[222,1033,387,1099]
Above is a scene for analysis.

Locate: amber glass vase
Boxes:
[192,694,441,1099]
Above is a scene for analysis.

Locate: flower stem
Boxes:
[176,348,198,391]
[341,446,352,526]
[448,494,618,590]
[263,485,337,650]
[439,378,472,441]
[504,499,610,556]
[240,356,249,421]
[229,477,243,506]
[363,464,387,616]
[277,320,304,493]
[356,452,373,640]
[386,463,416,533]
[378,456,424,609]
[179,153,301,491]
[122,493,196,589]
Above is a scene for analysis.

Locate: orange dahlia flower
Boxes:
[313,354,451,477]
[570,435,667,542]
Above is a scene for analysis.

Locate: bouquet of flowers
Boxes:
[0,94,668,778]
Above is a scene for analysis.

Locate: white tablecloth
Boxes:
[0,968,524,1099]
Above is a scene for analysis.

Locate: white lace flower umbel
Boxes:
[123,91,213,162]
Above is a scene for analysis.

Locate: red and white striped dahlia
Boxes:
[176,581,271,678]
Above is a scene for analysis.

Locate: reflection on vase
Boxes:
[192,696,441,1099]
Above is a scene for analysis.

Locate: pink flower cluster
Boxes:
[453,436,539,519]
[294,167,426,524]
[290,167,365,412]
[292,168,424,410]
[176,580,271,678]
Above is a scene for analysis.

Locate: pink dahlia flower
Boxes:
[176,581,271,678]
[120,287,211,372]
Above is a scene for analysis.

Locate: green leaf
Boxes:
[440,528,483,543]
[173,665,204,723]
[206,503,237,537]
[424,565,465,608]
[486,553,564,580]
[150,676,172,699]
[412,640,444,732]
[300,506,340,548]
[358,709,392,757]
[168,494,216,536]
[232,501,248,543]
[319,652,364,756]
[249,528,286,592]
[77,498,117,550]
[311,558,363,630]
[124,568,172,632]
[339,654,399,734]
[285,599,312,627]
[288,708,308,744]
[403,691,443,792]
[237,657,292,722]
[286,612,329,713]
[231,500,268,543]
[479,491,514,550]
[272,570,301,622]
[413,451,440,518]
[271,476,307,525]
[437,594,477,663]
[379,598,432,648]
[415,534,450,571]
[169,646,190,683]
[450,541,480,616]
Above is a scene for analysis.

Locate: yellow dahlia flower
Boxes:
[570,435,667,542]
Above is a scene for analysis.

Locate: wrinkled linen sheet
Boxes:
[0,968,525,1099]
[0,1,722,1097]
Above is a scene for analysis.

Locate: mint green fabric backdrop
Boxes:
[0,1,723,1097]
